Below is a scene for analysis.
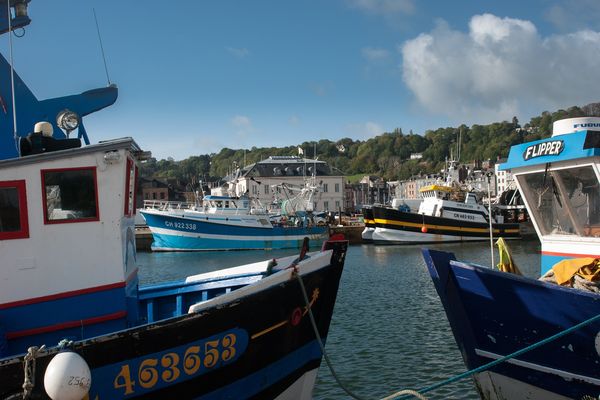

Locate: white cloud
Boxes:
[226,47,250,58]
[362,47,391,62]
[346,121,383,138]
[231,115,253,137]
[310,81,334,97]
[544,0,600,31]
[232,115,251,128]
[400,14,600,124]
[346,0,414,15]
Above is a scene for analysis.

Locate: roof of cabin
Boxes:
[239,156,336,178]
[0,137,142,168]
[419,184,453,192]
[501,130,600,171]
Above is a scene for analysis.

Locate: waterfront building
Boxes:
[141,178,170,201]
[495,158,515,194]
[221,156,345,213]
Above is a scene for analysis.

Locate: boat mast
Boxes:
[7,1,18,154]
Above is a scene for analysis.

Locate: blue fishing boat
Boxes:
[0,3,347,399]
[141,193,329,251]
[423,117,600,399]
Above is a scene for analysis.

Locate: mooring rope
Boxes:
[293,270,427,400]
[412,312,600,398]
[294,268,600,400]
[21,345,45,400]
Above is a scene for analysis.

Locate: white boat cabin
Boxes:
[201,195,266,215]
[417,184,491,223]
[503,117,600,274]
[0,138,142,354]
[143,195,266,216]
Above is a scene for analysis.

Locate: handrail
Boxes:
[143,200,196,211]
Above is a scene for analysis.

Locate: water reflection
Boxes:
[137,238,541,400]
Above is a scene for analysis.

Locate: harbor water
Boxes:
[137,239,541,399]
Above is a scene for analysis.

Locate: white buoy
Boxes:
[44,351,91,400]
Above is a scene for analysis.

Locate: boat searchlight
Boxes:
[14,1,29,18]
[56,109,80,137]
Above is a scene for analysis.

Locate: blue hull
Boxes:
[1,241,349,399]
[423,249,600,399]
[142,211,328,251]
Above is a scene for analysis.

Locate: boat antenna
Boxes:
[458,128,462,162]
[7,1,19,154]
[486,172,495,268]
[313,142,317,183]
[93,8,111,85]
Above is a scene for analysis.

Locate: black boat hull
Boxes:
[372,207,520,244]
[0,241,347,399]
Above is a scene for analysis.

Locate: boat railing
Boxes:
[138,272,265,322]
[143,199,198,211]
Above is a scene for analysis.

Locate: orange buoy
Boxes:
[421,225,428,233]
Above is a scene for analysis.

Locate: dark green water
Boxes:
[137,239,541,400]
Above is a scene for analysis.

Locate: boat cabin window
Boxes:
[124,158,137,217]
[0,180,29,240]
[42,167,100,223]
[518,165,600,237]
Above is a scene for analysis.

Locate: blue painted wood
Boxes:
[425,249,600,398]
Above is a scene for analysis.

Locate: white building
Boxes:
[221,156,345,213]
[495,160,515,195]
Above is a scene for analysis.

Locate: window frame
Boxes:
[124,157,137,216]
[41,166,100,225]
[517,163,600,239]
[0,180,29,240]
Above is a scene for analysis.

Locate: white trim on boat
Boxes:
[475,349,600,385]
[474,370,572,400]
[149,226,325,241]
[187,250,333,313]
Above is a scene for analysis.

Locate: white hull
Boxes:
[372,227,490,243]
[275,369,319,400]
[361,227,374,241]
[473,371,571,400]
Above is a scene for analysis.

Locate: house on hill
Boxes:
[216,156,345,213]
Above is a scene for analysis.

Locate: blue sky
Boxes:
[4,0,600,160]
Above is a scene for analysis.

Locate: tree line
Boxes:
[140,103,600,185]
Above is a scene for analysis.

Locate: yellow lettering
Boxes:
[183,345,202,375]
[138,358,159,389]
[113,365,135,395]
[221,333,237,362]
[203,340,220,368]
[161,353,181,383]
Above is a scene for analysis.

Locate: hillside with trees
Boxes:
[140,103,599,185]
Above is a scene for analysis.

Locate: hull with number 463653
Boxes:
[0,3,348,399]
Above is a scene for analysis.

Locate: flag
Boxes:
[495,237,522,275]
[298,147,304,156]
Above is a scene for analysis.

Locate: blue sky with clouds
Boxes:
[4,0,600,160]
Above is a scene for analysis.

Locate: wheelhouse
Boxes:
[202,195,250,213]
[419,184,453,200]
[0,138,143,355]
[502,117,600,274]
